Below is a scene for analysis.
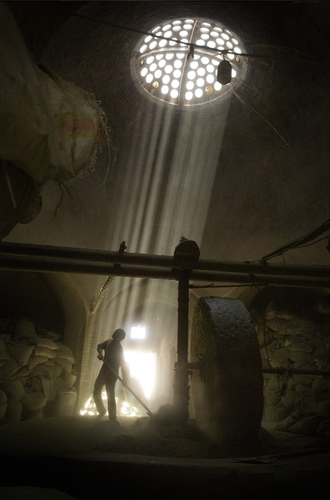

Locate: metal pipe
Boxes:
[262,368,330,376]
[1,252,330,288]
[1,241,330,279]
[173,269,190,422]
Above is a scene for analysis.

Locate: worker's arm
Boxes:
[97,340,107,361]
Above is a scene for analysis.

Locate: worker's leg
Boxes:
[106,378,117,420]
[93,371,106,417]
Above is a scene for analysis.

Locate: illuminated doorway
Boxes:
[125,350,156,401]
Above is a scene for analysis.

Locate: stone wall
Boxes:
[250,287,330,438]
[0,316,77,424]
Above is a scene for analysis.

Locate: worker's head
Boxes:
[112,328,126,342]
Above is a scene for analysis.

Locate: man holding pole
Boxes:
[93,328,129,421]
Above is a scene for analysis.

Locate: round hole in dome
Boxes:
[133,17,246,106]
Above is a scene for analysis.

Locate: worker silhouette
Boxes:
[93,328,129,421]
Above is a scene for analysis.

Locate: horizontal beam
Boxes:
[1,241,330,279]
[0,246,330,288]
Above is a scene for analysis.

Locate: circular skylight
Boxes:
[132,18,246,107]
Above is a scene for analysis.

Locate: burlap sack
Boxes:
[10,345,35,366]
[53,358,72,375]
[30,363,60,379]
[0,4,108,187]
[42,360,62,378]
[0,350,9,362]
[26,355,48,371]
[32,347,56,360]
[14,318,37,340]
[21,391,47,412]
[62,373,77,390]
[55,346,75,364]
[0,357,20,377]
[28,338,58,350]
[52,387,77,417]
[0,378,25,404]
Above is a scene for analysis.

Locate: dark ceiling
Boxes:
[1,2,330,336]
[4,1,330,265]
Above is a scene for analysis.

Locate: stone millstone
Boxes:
[190,297,264,444]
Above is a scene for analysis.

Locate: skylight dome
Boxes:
[132,18,246,107]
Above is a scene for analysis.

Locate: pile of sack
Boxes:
[0,317,77,424]
[251,295,330,437]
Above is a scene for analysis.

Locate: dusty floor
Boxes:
[0,415,330,499]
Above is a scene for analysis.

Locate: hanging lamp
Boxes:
[217,59,232,85]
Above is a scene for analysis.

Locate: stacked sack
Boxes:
[250,295,330,437]
[0,317,77,424]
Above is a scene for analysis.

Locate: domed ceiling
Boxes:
[1,1,330,330]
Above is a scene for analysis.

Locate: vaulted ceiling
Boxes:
[1,2,330,355]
